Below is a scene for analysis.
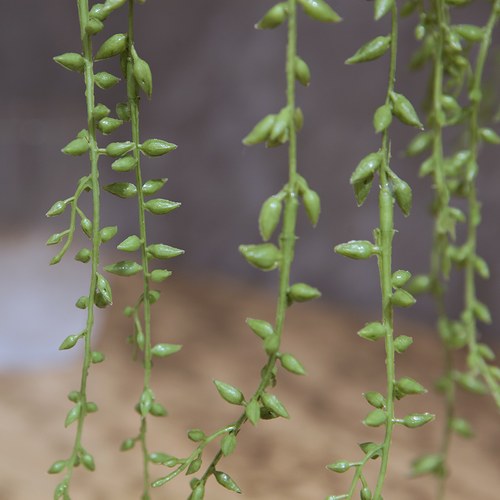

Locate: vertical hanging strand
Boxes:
[462,0,500,408]
[118,1,183,498]
[151,1,339,497]
[330,2,433,498]
[48,0,103,497]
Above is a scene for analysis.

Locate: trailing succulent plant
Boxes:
[48,1,181,498]
[402,0,500,496]
[150,1,338,498]
[327,1,434,499]
[46,1,500,499]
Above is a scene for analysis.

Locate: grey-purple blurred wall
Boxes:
[1,1,499,335]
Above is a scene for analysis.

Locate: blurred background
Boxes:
[0,0,499,368]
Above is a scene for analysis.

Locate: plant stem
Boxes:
[127,0,154,495]
[373,5,398,498]
[188,0,300,491]
[463,0,500,409]
[64,0,101,491]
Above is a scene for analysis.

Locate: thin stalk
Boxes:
[179,0,300,492]
[127,0,154,496]
[428,1,456,497]
[463,0,500,408]
[373,5,398,498]
[63,0,101,492]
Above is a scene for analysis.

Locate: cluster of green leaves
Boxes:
[401,0,500,495]
[328,2,434,499]
[48,1,182,498]
[151,1,338,498]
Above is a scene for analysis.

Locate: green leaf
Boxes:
[391,289,416,308]
[363,391,386,409]
[117,235,142,252]
[255,3,288,30]
[140,139,177,156]
[410,454,444,476]
[298,0,342,23]
[111,155,137,172]
[213,380,244,405]
[350,152,382,184]
[394,377,427,399]
[99,225,118,242]
[75,248,91,263]
[373,104,392,133]
[59,334,80,350]
[105,141,135,157]
[214,471,242,494]
[48,460,67,474]
[402,413,435,428]
[295,55,311,86]
[147,243,184,259]
[81,453,95,471]
[144,198,181,215]
[326,461,351,473]
[242,114,276,145]
[239,243,281,271]
[245,399,261,425]
[451,417,474,438]
[374,0,394,20]
[150,269,172,282]
[64,403,81,427]
[132,51,153,97]
[246,318,274,339]
[358,322,386,341]
[363,409,387,427]
[139,389,154,417]
[142,178,168,196]
[46,201,67,217]
[334,240,376,260]
[94,71,120,89]
[221,433,237,456]
[151,343,182,357]
[353,175,374,207]
[94,273,113,308]
[104,182,137,199]
[261,392,289,418]
[390,91,423,129]
[54,53,85,72]
[95,33,127,60]
[392,176,412,216]
[280,353,306,375]
[259,196,282,241]
[104,260,142,277]
[62,137,89,156]
[302,189,321,226]
[98,117,123,134]
[346,36,391,64]
[287,282,321,302]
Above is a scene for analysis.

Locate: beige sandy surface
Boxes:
[1,274,498,499]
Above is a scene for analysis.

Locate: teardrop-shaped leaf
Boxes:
[104,260,142,277]
[95,33,127,60]
[261,392,289,418]
[151,343,182,357]
[144,198,181,215]
[104,182,137,199]
[213,380,244,405]
[142,178,168,196]
[346,36,391,64]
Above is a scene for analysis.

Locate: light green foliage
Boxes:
[152,1,329,496]
[49,1,181,498]
[327,2,433,499]
[406,1,500,497]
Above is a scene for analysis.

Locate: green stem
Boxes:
[127,0,154,495]
[373,5,398,499]
[62,0,100,493]
[463,0,500,409]
[188,0,300,491]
